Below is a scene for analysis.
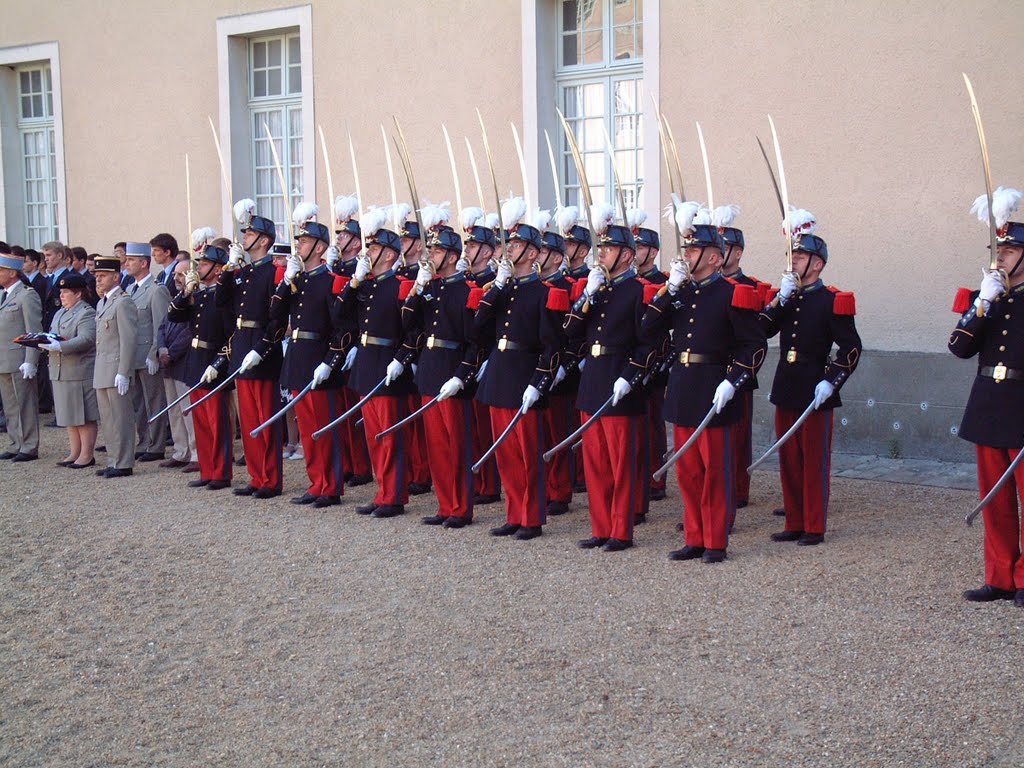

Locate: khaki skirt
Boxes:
[53,379,100,427]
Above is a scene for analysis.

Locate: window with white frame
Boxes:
[249,33,302,242]
[17,64,58,248]
[557,0,643,214]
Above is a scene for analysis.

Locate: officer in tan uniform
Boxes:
[0,244,42,461]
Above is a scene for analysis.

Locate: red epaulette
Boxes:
[952,287,972,314]
[274,266,286,284]
[570,279,587,302]
[331,275,350,295]
[831,289,856,316]
[398,279,415,301]
[643,282,662,305]
[731,283,762,311]
[754,280,772,306]
[546,286,569,312]
[467,287,484,310]
[766,287,780,304]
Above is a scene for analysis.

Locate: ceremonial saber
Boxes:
[476,108,510,263]
[375,395,440,440]
[963,74,999,272]
[543,129,563,210]
[263,121,294,245]
[756,136,785,218]
[543,392,614,462]
[473,404,527,474]
[600,121,629,224]
[747,400,817,473]
[966,446,1024,526]
[511,123,532,212]
[556,108,600,259]
[207,115,237,240]
[653,403,718,482]
[767,115,793,274]
[381,124,402,234]
[313,376,388,440]
[185,154,197,274]
[318,124,336,236]
[355,417,363,428]
[651,95,685,261]
[251,379,315,438]
[465,137,486,210]
[347,130,367,255]
[149,379,206,423]
[392,117,431,260]
[183,366,242,414]
[695,122,714,211]
[442,124,463,221]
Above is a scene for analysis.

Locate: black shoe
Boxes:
[577,537,608,549]
[290,493,318,505]
[206,480,231,491]
[408,482,432,495]
[68,459,96,469]
[104,468,133,478]
[473,493,501,505]
[313,495,341,508]
[356,503,378,516]
[546,501,570,516]
[490,523,521,537]
[134,451,145,460]
[443,516,471,529]
[56,460,74,467]
[669,545,705,561]
[771,530,803,542]
[95,467,111,477]
[773,507,786,517]
[602,538,633,552]
[513,526,542,541]
[649,488,666,502]
[736,499,749,509]
[634,513,646,525]
[702,548,727,563]
[421,514,447,525]
[138,452,164,462]
[0,451,17,460]
[252,488,280,499]
[963,584,1016,602]
[797,533,825,546]
[1015,589,1024,608]
[189,479,210,488]
[11,453,38,462]
[233,485,257,497]
[347,473,372,487]
[371,504,405,518]
[234,456,247,467]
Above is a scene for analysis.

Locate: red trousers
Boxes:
[542,392,575,504]
[407,394,431,486]
[582,414,643,541]
[731,390,754,505]
[648,385,667,493]
[776,407,833,535]
[190,387,233,482]
[490,406,545,527]
[423,396,474,519]
[471,399,501,497]
[572,409,586,488]
[673,424,734,550]
[236,378,283,492]
[976,444,1024,590]
[294,388,345,497]
[341,386,372,478]
[360,396,410,506]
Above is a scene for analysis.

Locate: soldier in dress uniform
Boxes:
[332,206,418,518]
[91,256,139,477]
[950,187,1024,605]
[759,209,860,546]
[563,211,592,282]
[641,205,767,563]
[266,204,353,509]
[472,199,569,540]
[167,242,234,492]
[400,219,481,528]
[218,200,285,500]
[564,208,655,551]
[0,246,41,461]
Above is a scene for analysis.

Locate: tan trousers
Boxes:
[0,371,39,455]
[133,368,167,455]
[96,384,136,469]
[163,377,197,462]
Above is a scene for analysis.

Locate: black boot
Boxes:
[771,530,803,542]
[513,526,542,541]
[701,548,727,563]
[490,523,521,537]
[546,501,570,516]
[443,516,471,529]
[797,533,825,546]
[290,493,318,505]
[962,584,1015,602]
[577,536,607,549]
[421,514,446,525]
[355,502,378,516]
[602,538,633,552]
[669,545,704,561]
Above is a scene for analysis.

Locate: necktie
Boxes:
[131,283,138,296]
[0,288,6,306]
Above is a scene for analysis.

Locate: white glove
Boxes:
[577,358,586,372]
[476,359,489,381]
[612,377,632,406]
[667,261,688,293]
[385,359,405,384]
[239,350,263,373]
[342,346,357,372]
[553,365,567,388]
[455,255,471,272]
[779,271,799,303]
[812,379,835,410]
[353,256,372,283]
[19,362,37,380]
[584,266,605,299]
[415,263,433,287]
[284,254,302,283]
[979,269,1006,307]
[39,341,62,353]
[494,260,513,290]
[200,365,219,385]
[228,243,245,267]
[114,373,130,396]
[521,384,541,410]
[146,357,160,376]
[183,269,200,297]
[437,376,464,401]
[323,245,340,269]
[712,379,737,414]
[312,362,332,388]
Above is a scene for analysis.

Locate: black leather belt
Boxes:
[425,335,460,350]
[237,319,263,329]
[497,338,536,352]
[291,330,321,341]
[191,338,213,350]
[590,344,627,358]
[360,333,397,348]
[980,365,1024,382]
[678,351,727,365]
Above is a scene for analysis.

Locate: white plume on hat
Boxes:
[673,200,702,235]
[501,196,528,229]
[693,205,712,226]
[390,202,412,224]
[531,208,552,233]
[361,205,392,239]
[971,186,1022,229]
[484,212,500,230]
[461,206,485,231]
[712,204,740,228]
[233,198,256,226]
[419,201,452,231]
[334,195,359,224]
[590,202,617,236]
[190,227,216,251]
[626,208,648,230]
[787,207,817,235]
[554,205,579,236]
[663,193,685,222]
[292,201,319,228]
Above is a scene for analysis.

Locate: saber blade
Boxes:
[465,137,486,210]
[695,121,714,211]
[756,136,785,218]
[150,378,205,423]
[473,404,527,474]
[375,394,440,441]
[747,400,817,473]
[767,115,792,273]
[313,375,388,439]
[442,124,464,221]
[653,403,718,481]
[251,379,315,438]
[511,122,532,213]
[963,73,999,271]
[263,121,294,245]
[182,365,242,415]
[347,131,367,255]
[543,392,614,462]
[318,125,336,235]
[966,443,1024,526]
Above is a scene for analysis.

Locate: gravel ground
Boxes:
[2,428,1022,768]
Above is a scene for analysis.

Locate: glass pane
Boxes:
[288,65,301,95]
[21,95,32,119]
[268,68,282,96]
[31,69,41,91]
[562,34,578,67]
[614,25,637,61]
[563,86,579,119]
[562,0,578,31]
[613,0,637,24]
[45,91,52,118]
[636,23,643,58]
[253,41,266,69]
[581,118,604,152]
[19,71,30,94]
[44,67,52,92]
[32,95,43,116]
[267,38,282,67]
[581,0,602,30]
[582,30,602,65]
[288,35,301,64]
[253,70,266,98]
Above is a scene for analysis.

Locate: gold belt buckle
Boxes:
[786,349,797,364]
[426,335,436,350]
[236,317,243,329]
[680,350,690,365]
[360,332,368,346]
[591,343,602,358]
[191,338,199,349]
[292,329,300,341]
[993,364,1007,382]
[498,337,508,351]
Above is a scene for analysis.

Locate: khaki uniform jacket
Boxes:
[93,287,139,389]
[0,280,42,374]
[48,300,96,381]
[129,276,171,370]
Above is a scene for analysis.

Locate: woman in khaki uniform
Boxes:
[39,273,98,467]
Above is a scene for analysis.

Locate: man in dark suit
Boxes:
[149,233,179,289]
[22,249,47,303]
